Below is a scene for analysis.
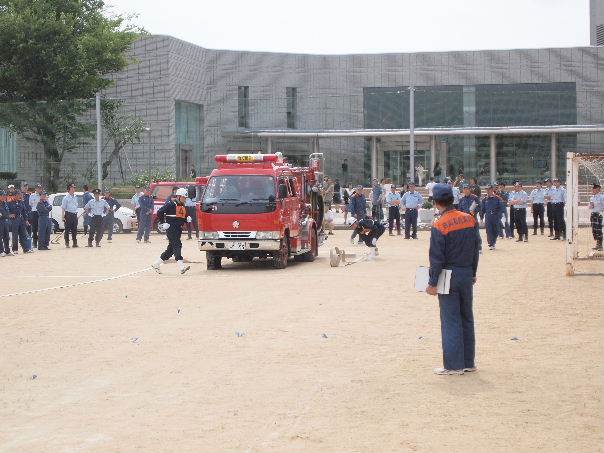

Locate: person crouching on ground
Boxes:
[36,192,53,250]
[152,188,191,275]
[428,183,480,375]
[358,217,385,259]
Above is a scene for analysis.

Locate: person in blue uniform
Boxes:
[358,217,385,259]
[8,190,32,254]
[152,188,191,275]
[589,183,604,251]
[401,182,423,239]
[136,186,154,244]
[36,192,53,250]
[509,182,529,242]
[84,189,110,247]
[427,183,480,375]
[529,180,546,235]
[459,184,482,252]
[0,190,11,256]
[546,178,566,240]
[102,190,121,241]
[385,185,402,235]
[481,185,505,250]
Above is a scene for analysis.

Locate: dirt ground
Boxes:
[0,228,602,453]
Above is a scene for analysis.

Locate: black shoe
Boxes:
[389,233,394,236]
[515,238,522,242]
[412,236,418,239]
[72,244,78,248]
[550,236,560,240]
[86,243,93,247]
[532,231,537,235]
[523,238,528,242]
[65,244,70,248]
[404,237,410,240]
[96,243,101,247]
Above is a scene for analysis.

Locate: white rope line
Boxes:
[0,267,152,299]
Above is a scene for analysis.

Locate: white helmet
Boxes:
[175,188,188,197]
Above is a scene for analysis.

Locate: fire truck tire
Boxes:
[206,252,222,270]
[295,228,317,262]
[272,237,289,269]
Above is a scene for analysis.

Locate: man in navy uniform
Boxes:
[8,190,32,253]
[136,186,154,244]
[459,184,482,252]
[152,187,191,275]
[84,189,110,247]
[358,217,385,259]
[529,180,546,235]
[481,185,505,250]
[427,183,480,375]
[0,190,11,256]
[103,189,121,241]
[82,185,93,235]
[36,192,53,250]
[401,182,423,239]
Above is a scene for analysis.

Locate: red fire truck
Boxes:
[150,177,208,232]
[199,153,325,269]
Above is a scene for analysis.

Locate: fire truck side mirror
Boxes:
[278,183,288,199]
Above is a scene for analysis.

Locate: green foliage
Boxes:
[0,0,143,191]
[422,201,433,209]
[0,0,143,102]
[100,98,146,181]
[130,169,176,188]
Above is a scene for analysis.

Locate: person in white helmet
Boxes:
[152,187,191,274]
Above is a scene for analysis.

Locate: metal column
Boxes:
[95,93,102,190]
[267,137,272,154]
[489,134,496,183]
[551,133,557,179]
[409,86,415,183]
[371,137,377,180]
[430,136,436,177]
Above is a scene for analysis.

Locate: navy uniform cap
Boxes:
[432,183,453,201]
[358,218,374,229]
[93,188,101,194]
[461,183,469,189]
[594,182,602,189]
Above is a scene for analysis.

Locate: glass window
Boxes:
[495,136,551,184]
[238,86,249,128]
[202,175,276,214]
[286,87,297,129]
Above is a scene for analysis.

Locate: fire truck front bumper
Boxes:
[199,239,281,252]
[198,231,282,252]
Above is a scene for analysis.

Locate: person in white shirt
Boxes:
[426,177,436,202]
[529,180,546,235]
[385,185,402,235]
[589,183,604,251]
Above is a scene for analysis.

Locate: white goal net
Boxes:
[565,152,604,276]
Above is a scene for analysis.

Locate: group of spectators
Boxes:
[0,182,45,255]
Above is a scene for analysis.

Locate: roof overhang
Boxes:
[233,125,604,138]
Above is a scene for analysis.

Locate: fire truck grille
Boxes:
[222,231,252,239]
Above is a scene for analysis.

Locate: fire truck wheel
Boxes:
[295,228,317,262]
[206,252,222,270]
[272,236,289,269]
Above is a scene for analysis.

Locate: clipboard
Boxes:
[414,266,451,295]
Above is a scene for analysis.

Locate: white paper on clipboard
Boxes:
[414,266,451,295]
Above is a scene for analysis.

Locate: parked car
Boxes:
[150,177,208,233]
[48,192,138,234]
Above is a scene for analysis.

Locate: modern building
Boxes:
[592,0,604,46]
[1,15,603,187]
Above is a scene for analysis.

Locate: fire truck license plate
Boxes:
[227,242,246,250]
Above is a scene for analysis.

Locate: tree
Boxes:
[100,99,146,182]
[0,0,142,190]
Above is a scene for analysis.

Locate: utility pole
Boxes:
[95,93,102,190]
[409,85,415,184]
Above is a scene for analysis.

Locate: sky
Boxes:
[109,0,591,54]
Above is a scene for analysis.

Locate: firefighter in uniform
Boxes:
[509,182,529,242]
[427,183,480,375]
[357,217,385,259]
[480,185,505,250]
[546,178,566,240]
[152,187,191,274]
[544,178,555,236]
[0,190,11,256]
[589,183,604,251]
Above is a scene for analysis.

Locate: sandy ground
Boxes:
[0,228,602,453]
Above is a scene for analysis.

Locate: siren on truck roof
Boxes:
[214,153,284,164]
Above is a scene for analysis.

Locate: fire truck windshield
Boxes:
[202,175,276,214]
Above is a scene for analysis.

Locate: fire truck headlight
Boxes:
[256,231,280,240]
[200,231,219,239]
